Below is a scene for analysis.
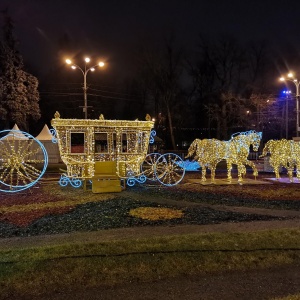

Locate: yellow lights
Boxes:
[51,113,154,181]
[280,73,298,82]
[64,56,107,119]
[186,131,262,183]
[261,139,300,182]
[279,72,300,136]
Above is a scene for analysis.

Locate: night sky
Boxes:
[1,0,299,79]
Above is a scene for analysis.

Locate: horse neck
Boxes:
[232,135,250,148]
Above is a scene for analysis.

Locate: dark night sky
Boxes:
[1,0,300,79]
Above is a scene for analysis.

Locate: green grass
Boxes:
[272,295,300,300]
[1,229,300,298]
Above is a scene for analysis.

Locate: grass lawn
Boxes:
[1,229,300,298]
[0,171,300,299]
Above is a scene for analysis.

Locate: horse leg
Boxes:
[245,160,258,179]
[296,162,300,181]
[201,166,207,182]
[211,164,216,183]
[237,164,246,183]
[287,167,293,182]
[226,160,232,182]
[274,166,280,179]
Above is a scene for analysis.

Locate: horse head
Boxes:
[249,131,262,151]
[230,130,261,150]
[185,139,200,159]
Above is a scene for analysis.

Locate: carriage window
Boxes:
[95,132,108,153]
[70,132,85,153]
[112,133,117,152]
[122,133,127,152]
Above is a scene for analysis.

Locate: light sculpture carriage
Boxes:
[51,113,185,191]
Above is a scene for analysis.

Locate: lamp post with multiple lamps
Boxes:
[280,73,300,137]
[66,57,105,119]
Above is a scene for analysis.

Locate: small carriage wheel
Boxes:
[0,130,48,193]
[141,153,163,181]
[154,153,185,186]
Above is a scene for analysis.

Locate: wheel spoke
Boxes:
[0,129,48,192]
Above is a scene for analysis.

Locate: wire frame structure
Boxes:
[51,113,154,182]
[0,129,48,192]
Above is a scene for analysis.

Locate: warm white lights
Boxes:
[51,114,154,182]
[186,130,262,183]
[279,72,300,136]
[65,56,107,119]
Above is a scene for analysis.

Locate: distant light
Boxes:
[66,59,72,64]
[98,62,105,67]
[152,118,155,122]
[90,68,95,72]
[71,66,76,69]
[279,77,285,81]
[85,57,90,63]
[288,73,294,78]
[283,90,291,94]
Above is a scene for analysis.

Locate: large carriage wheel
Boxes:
[0,130,48,193]
[141,153,163,181]
[154,153,185,186]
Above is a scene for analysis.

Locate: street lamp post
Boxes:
[280,73,300,137]
[66,57,105,119]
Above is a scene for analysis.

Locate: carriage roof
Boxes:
[51,117,154,131]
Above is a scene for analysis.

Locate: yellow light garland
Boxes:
[51,113,154,179]
[261,139,300,182]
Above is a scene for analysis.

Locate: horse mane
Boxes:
[230,130,259,139]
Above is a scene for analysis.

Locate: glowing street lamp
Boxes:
[66,57,105,119]
[280,73,300,137]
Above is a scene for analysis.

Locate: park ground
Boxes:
[0,169,300,299]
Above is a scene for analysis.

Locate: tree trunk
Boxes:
[166,103,176,150]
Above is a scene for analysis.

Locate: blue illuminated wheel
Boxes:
[141,153,163,181]
[0,130,48,193]
[154,153,185,186]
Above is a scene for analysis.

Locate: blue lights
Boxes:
[149,130,156,144]
[126,175,147,186]
[174,160,201,171]
[50,128,58,143]
[0,129,48,193]
[59,175,82,188]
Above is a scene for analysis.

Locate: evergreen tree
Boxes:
[0,10,40,130]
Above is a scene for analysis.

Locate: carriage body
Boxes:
[51,117,154,180]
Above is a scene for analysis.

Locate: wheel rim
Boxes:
[0,130,48,193]
[141,153,162,181]
[154,153,185,186]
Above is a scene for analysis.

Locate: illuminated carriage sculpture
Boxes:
[51,113,185,191]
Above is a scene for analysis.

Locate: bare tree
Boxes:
[134,35,185,149]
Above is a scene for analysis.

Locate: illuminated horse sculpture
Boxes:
[186,130,262,183]
[186,138,227,182]
[260,139,300,182]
